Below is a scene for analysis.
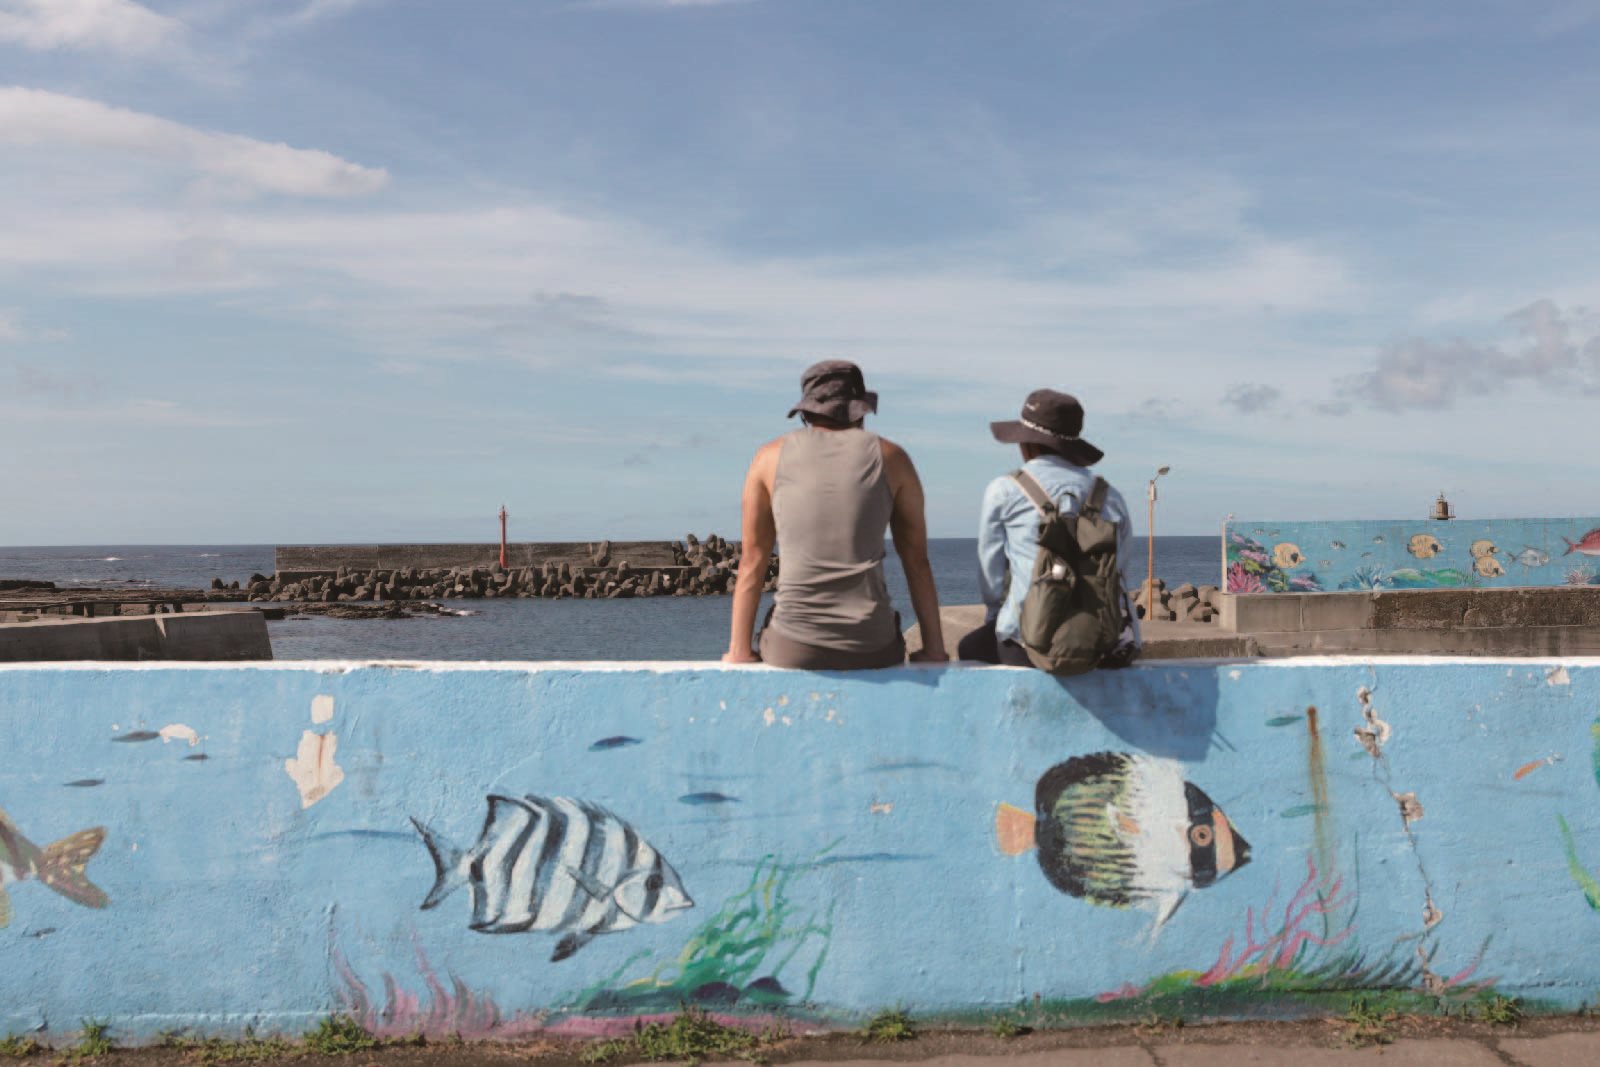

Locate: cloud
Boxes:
[1220,383,1281,414]
[1330,299,1600,412]
[0,88,388,198]
[0,310,19,343]
[0,0,180,54]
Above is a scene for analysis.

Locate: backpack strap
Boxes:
[1083,477,1110,519]
[1010,469,1058,516]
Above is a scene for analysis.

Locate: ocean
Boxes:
[0,537,1221,660]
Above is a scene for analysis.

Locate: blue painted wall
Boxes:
[2,660,1599,1042]
[1225,518,1600,593]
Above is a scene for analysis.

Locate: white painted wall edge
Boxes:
[0,654,1596,672]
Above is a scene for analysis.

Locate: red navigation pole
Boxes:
[499,505,509,570]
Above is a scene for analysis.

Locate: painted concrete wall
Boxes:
[3,659,1599,1042]
[1226,518,1600,593]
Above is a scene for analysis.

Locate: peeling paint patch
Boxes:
[1228,669,1241,680]
[285,730,345,808]
[780,715,793,726]
[158,723,200,746]
[869,801,893,815]
[1353,688,1391,758]
[311,695,336,723]
[1547,666,1572,686]
[762,707,776,727]
[1393,791,1424,826]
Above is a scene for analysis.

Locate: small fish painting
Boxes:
[1515,547,1551,569]
[112,731,161,743]
[1373,536,1385,544]
[63,780,104,789]
[1470,539,1498,559]
[678,792,739,806]
[589,736,642,752]
[1475,555,1506,578]
[1330,540,1346,550]
[1272,543,1304,569]
[995,753,1250,929]
[1407,534,1443,559]
[1564,529,1600,557]
[0,808,110,928]
[412,795,692,961]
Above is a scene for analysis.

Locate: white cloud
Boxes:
[1328,299,1600,412]
[0,87,389,198]
[0,0,180,54]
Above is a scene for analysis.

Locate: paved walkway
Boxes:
[774,1032,1598,1066]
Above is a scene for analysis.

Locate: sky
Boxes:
[3,0,1600,544]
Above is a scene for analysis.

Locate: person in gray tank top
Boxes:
[723,361,947,669]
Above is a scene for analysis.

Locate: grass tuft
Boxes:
[861,1010,915,1044]
[1342,997,1394,1048]
[0,1035,45,1059]
[71,1020,114,1060]
[579,1008,762,1065]
[1477,995,1524,1028]
[988,1016,1029,1039]
[301,1017,376,1056]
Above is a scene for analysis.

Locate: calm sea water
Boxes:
[0,538,1221,660]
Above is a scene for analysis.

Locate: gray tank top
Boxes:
[769,427,897,652]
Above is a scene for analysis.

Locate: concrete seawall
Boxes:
[2,657,1598,1040]
[0,610,272,661]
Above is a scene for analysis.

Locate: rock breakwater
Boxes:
[235,534,776,603]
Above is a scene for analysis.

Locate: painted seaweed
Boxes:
[965,857,1507,1026]
[331,938,547,1039]
[571,851,835,1014]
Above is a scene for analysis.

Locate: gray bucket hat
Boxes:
[990,389,1104,466]
[787,360,878,422]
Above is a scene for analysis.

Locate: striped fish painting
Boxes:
[411,795,693,962]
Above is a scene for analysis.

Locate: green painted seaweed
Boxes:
[572,847,836,1013]
[1557,816,1600,912]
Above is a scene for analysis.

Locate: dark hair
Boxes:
[801,412,861,430]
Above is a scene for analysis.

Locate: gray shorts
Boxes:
[758,620,906,670]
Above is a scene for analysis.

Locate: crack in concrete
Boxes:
[1352,685,1449,985]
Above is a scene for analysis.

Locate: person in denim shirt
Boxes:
[957,389,1141,667]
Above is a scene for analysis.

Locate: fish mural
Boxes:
[995,753,1251,928]
[1407,534,1443,559]
[1474,555,1506,578]
[411,795,693,961]
[1272,543,1304,569]
[0,808,109,928]
[1515,547,1551,569]
[1330,540,1346,550]
[1564,529,1600,557]
[1470,539,1498,559]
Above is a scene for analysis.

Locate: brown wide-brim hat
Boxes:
[990,388,1104,466]
[787,360,878,422]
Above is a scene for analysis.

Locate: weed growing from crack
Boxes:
[861,1010,915,1044]
[578,1008,763,1065]
[302,1017,376,1056]
[70,1021,114,1061]
[0,1035,45,1059]
[1342,997,1394,1047]
[988,1016,1029,1039]
[1477,995,1523,1028]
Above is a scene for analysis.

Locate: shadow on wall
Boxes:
[1054,667,1222,763]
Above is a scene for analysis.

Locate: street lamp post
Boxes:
[1145,466,1171,617]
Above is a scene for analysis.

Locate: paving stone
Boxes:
[1498,1032,1600,1067]
[1155,1038,1504,1067]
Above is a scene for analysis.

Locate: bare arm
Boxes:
[723,441,779,663]
[883,440,947,663]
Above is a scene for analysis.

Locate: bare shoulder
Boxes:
[877,435,913,469]
[746,436,785,486]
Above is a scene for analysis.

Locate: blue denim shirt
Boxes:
[977,455,1142,649]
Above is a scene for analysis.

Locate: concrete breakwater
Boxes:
[251,534,775,602]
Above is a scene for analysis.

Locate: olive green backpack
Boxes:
[1010,470,1127,675]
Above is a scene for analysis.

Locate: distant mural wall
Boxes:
[1225,518,1600,593]
[3,659,1600,1042]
